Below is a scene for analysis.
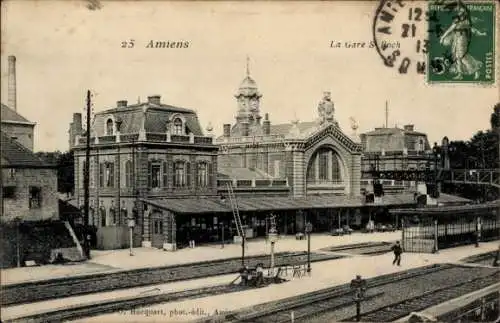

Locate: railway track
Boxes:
[5,284,247,323]
[342,272,499,322]
[321,242,393,255]
[198,264,499,323]
[200,264,452,323]
[1,252,342,306]
[462,251,499,266]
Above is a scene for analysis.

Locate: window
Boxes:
[106,119,114,135]
[3,186,16,198]
[174,161,191,187]
[153,219,163,234]
[174,161,185,187]
[99,163,104,187]
[151,163,161,188]
[29,186,42,209]
[125,160,133,188]
[318,151,328,180]
[105,162,115,187]
[197,163,208,187]
[173,118,183,135]
[332,155,341,181]
[162,161,168,187]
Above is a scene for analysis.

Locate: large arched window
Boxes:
[306,147,342,184]
[173,118,183,135]
[106,119,114,135]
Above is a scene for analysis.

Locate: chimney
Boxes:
[223,124,231,137]
[117,100,128,108]
[8,55,17,111]
[147,95,161,105]
[263,113,271,135]
[404,124,414,132]
[73,113,83,131]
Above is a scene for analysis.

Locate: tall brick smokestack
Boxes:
[8,55,17,111]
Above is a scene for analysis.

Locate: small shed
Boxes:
[392,201,500,253]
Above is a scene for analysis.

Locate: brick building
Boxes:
[1,132,58,221]
[69,95,219,249]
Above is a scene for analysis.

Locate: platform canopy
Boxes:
[139,193,471,215]
[391,200,499,216]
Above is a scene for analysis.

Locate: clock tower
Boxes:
[235,57,262,125]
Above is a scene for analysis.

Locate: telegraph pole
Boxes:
[83,90,91,259]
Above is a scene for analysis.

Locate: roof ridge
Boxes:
[1,131,48,165]
[1,103,32,123]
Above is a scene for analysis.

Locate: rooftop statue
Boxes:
[318,91,335,124]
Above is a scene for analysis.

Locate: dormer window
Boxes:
[106,119,114,135]
[173,118,183,135]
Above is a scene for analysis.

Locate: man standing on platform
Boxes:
[391,241,403,266]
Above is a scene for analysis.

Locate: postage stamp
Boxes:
[428,1,496,83]
[372,0,496,83]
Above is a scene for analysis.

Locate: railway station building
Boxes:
[132,68,469,250]
[69,69,471,251]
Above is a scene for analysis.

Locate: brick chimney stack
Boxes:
[147,95,161,105]
[8,56,17,111]
[223,124,231,137]
[263,113,271,135]
[117,100,128,108]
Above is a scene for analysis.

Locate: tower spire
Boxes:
[246,55,250,77]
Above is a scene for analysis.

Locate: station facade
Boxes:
[69,69,471,250]
[69,95,219,249]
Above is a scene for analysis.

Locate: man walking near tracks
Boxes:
[391,241,403,266]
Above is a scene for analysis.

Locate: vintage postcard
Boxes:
[1,0,499,322]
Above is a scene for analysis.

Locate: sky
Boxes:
[1,0,498,152]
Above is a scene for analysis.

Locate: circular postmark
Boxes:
[372,0,433,75]
[372,0,495,83]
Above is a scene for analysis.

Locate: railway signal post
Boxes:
[350,274,367,322]
[268,214,278,274]
[305,222,312,275]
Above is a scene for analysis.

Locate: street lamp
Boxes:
[127,216,135,256]
[305,222,313,275]
[432,142,440,197]
[268,214,278,274]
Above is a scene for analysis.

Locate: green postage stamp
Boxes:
[428,1,496,83]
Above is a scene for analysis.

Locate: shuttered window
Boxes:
[163,161,168,187]
[147,161,152,188]
[208,162,213,187]
[186,162,191,188]
[99,163,104,187]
